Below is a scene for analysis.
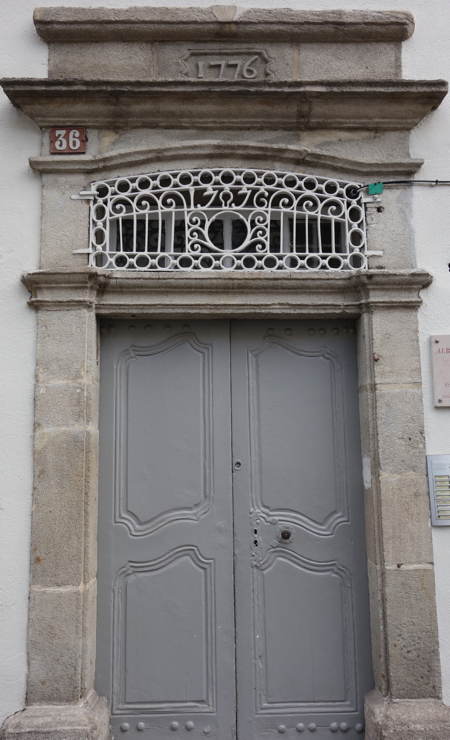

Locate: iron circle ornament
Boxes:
[84,168,368,272]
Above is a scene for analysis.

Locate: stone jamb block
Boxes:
[28,587,83,704]
[27,301,100,708]
[34,380,97,430]
[35,306,97,385]
[31,427,98,588]
[375,387,426,475]
[370,307,422,386]
[383,567,441,700]
[379,471,433,567]
[366,188,415,271]
[41,173,90,270]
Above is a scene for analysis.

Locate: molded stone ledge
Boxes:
[2,78,447,131]
[22,269,433,317]
[0,690,109,740]
[365,690,450,739]
[29,140,424,177]
[34,7,415,44]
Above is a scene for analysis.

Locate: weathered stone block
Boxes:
[366,188,415,270]
[36,308,97,385]
[384,567,440,699]
[31,428,98,587]
[49,41,156,80]
[375,387,426,475]
[379,471,433,566]
[41,173,90,269]
[28,588,83,703]
[365,689,450,740]
[301,42,401,80]
[371,308,422,385]
[0,690,109,740]
[34,380,98,430]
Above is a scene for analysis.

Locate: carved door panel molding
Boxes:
[231,321,372,739]
[97,321,236,739]
[96,320,372,740]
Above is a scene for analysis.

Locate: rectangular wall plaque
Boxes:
[431,334,450,407]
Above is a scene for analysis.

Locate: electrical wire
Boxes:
[356,179,450,192]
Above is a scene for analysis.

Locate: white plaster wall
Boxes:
[0,0,449,722]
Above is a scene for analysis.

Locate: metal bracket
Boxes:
[71,190,94,201]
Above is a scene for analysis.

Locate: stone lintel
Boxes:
[29,141,424,177]
[22,269,432,317]
[365,690,450,739]
[1,79,447,131]
[34,7,415,44]
[0,690,109,740]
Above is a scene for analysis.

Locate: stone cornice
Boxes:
[22,269,432,316]
[34,7,415,44]
[2,78,447,131]
[29,140,424,177]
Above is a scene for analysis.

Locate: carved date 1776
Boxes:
[182,50,272,81]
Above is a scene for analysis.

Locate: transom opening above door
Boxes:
[84,168,368,272]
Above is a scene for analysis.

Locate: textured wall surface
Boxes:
[0,0,449,722]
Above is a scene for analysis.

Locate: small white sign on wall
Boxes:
[431,335,450,406]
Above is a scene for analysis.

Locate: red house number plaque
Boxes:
[49,127,87,154]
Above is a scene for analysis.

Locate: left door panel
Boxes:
[97,321,236,740]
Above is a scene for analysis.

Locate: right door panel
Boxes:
[231,321,372,740]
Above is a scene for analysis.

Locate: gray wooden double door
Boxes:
[97,320,372,740]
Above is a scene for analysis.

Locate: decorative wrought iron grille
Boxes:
[86,168,367,271]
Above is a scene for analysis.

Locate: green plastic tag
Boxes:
[367,182,384,195]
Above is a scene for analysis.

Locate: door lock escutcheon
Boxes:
[280,529,292,542]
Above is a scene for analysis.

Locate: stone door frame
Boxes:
[3,266,444,739]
